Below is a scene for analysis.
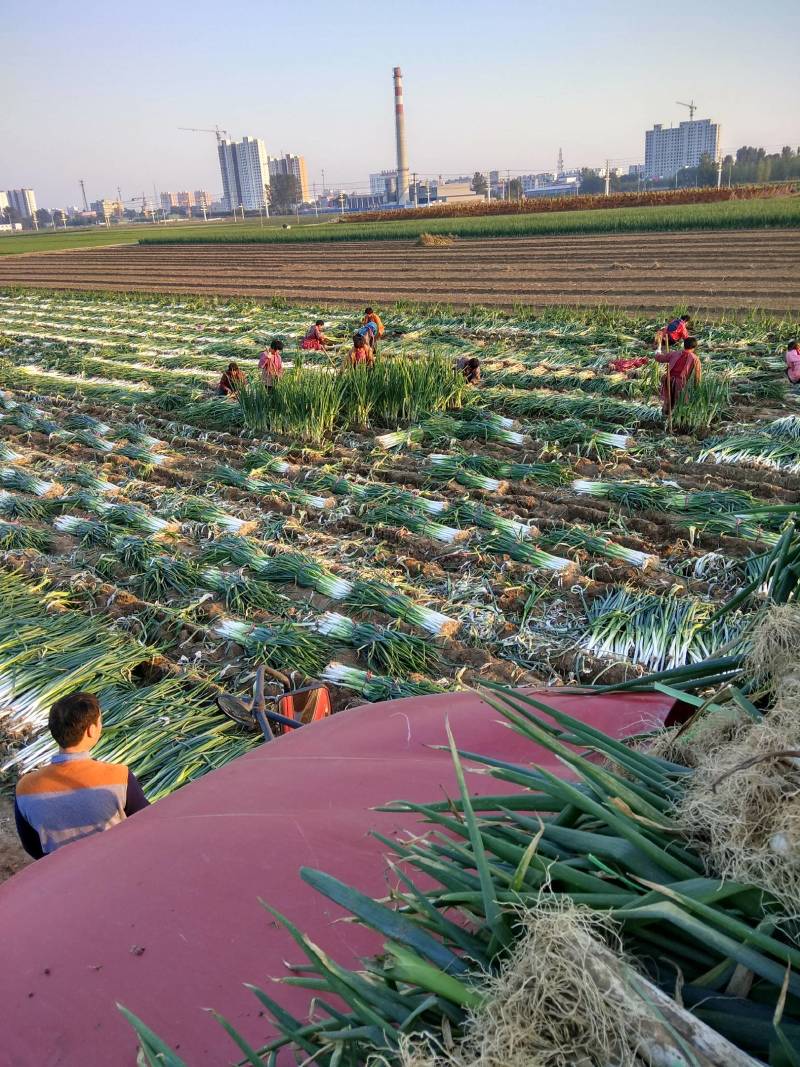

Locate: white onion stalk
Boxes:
[214,618,254,642]
[594,431,633,450]
[313,611,356,639]
[376,429,414,450]
[572,478,606,497]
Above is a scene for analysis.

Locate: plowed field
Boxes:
[0,229,797,312]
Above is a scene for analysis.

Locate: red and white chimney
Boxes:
[393,66,410,206]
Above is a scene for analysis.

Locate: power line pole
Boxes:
[716,155,723,189]
[604,160,610,197]
[506,169,510,201]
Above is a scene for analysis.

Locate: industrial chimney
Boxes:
[393,66,410,206]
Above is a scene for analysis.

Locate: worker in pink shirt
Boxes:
[259,340,284,389]
[785,341,800,388]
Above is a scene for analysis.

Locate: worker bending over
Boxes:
[655,337,702,415]
[654,315,691,353]
[15,692,149,860]
[348,334,375,367]
[301,320,333,352]
[218,361,245,395]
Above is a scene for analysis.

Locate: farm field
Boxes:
[140,194,800,243]
[0,286,799,813]
[0,229,798,312]
[0,215,327,256]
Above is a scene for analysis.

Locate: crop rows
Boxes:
[0,287,798,801]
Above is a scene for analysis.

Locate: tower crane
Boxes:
[676,100,698,120]
[179,125,230,144]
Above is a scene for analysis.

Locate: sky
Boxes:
[2,0,798,209]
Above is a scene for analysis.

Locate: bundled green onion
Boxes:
[446,499,531,539]
[94,500,176,536]
[64,413,111,435]
[110,424,162,448]
[116,443,167,466]
[428,454,505,492]
[109,535,159,570]
[0,491,46,521]
[0,520,51,552]
[321,661,444,701]
[67,428,114,452]
[215,618,330,676]
[60,465,119,495]
[765,415,800,440]
[367,501,463,544]
[241,448,290,475]
[0,468,58,497]
[583,587,744,671]
[198,534,268,570]
[313,611,439,674]
[354,483,447,515]
[157,494,253,534]
[53,514,115,545]
[0,441,22,463]
[346,578,456,636]
[134,555,200,601]
[261,551,353,599]
[482,531,573,572]
[199,566,284,614]
[541,527,657,569]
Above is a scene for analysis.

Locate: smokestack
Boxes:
[393,66,410,206]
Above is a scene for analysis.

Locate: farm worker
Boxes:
[218,361,246,395]
[654,315,691,353]
[259,339,284,389]
[457,356,481,385]
[362,307,385,339]
[356,321,379,355]
[654,337,702,414]
[348,334,375,368]
[301,320,332,352]
[14,691,149,860]
[784,341,800,388]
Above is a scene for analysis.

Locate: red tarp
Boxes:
[0,688,674,1066]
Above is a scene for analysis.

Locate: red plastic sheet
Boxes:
[0,688,673,1065]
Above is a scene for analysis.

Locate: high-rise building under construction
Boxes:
[267,154,310,203]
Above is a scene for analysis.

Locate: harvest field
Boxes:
[0,229,798,312]
[0,286,798,804]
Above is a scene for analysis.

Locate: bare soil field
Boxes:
[0,230,797,313]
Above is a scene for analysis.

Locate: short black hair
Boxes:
[680,315,691,322]
[353,334,366,347]
[789,341,799,351]
[364,307,373,314]
[270,339,284,351]
[684,337,698,350]
[467,357,480,370]
[227,362,239,371]
[49,692,100,748]
[315,319,324,326]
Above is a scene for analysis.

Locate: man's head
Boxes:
[684,337,698,351]
[315,319,325,327]
[270,339,284,352]
[680,315,691,323]
[227,362,239,372]
[49,692,102,751]
[788,340,798,353]
[364,307,373,315]
[354,334,366,349]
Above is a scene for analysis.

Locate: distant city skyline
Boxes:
[2,0,797,208]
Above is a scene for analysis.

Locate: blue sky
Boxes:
[2,0,798,208]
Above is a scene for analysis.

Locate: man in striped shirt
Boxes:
[15,692,149,860]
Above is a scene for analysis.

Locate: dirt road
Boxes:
[0,229,797,313]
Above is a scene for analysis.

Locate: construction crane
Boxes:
[179,125,230,145]
[79,180,89,212]
[676,100,698,121]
